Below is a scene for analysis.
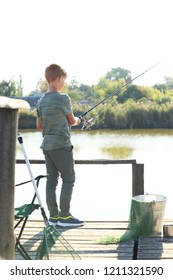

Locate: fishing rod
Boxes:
[79,59,166,130]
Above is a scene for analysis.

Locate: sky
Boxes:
[0,0,173,95]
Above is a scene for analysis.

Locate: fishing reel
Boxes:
[80,117,96,130]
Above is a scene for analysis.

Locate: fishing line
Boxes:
[81,82,133,130]
[93,81,135,123]
[79,59,166,130]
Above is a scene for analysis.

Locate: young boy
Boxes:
[36,64,84,227]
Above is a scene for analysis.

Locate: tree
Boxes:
[153,83,167,94]
[16,75,23,96]
[0,80,16,97]
[117,85,141,103]
[164,76,173,89]
[154,76,173,92]
[117,85,162,103]
[67,78,79,90]
[67,80,94,102]
[105,67,132,83]
[93,77,125,101]
[35,78,48,93]
[0,77,24,97]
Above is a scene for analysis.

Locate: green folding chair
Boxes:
[14,175,47,259]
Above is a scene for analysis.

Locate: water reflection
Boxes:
[101,146,134,159]
[16,128,173,160]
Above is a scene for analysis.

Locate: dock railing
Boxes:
[16,159,144,197]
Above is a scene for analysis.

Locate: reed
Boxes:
[18,101,173,130]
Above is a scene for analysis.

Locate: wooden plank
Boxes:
[14,220,134,260]
[132,163,144,196]
[15,220,130,228]
[137,236,173,260]
[16,159,137,164]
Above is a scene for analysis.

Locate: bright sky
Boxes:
[0,0,173,94]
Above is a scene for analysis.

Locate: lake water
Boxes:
[15,129,173,221]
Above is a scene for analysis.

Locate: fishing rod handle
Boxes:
[17,134,23,144]
[79,112,87,118]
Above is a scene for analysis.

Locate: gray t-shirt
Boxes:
[37,92,72,150]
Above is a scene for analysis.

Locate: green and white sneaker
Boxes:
[57,215,84,227]
[48,215,59,226]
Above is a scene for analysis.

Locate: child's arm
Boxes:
[67,112,81,126]
[36,116,43,130]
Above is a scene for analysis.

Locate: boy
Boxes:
[36,64,84,227]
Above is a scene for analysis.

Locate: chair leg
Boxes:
[15,237,32,260]
[15,216,29,241]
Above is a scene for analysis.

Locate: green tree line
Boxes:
[1,68,173,129]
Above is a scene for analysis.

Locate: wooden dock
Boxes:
[138,236,173,259]
[14,159,145,260]
[14,220,173,260]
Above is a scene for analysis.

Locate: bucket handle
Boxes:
[150,200,156,208]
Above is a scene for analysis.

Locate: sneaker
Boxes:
[57,215,84,227]
[48,215,59,226]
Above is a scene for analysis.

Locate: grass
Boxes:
[98,230,136,245]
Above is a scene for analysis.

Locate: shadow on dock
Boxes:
[14,220,135,260]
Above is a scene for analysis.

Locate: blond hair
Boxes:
[45,64,67,83]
